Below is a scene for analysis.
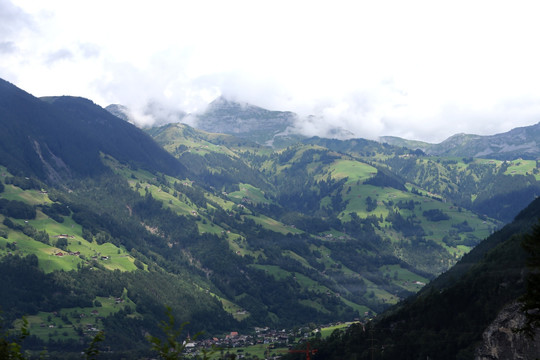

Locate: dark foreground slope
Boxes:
[300,197,540,360]
[0,79,186,182]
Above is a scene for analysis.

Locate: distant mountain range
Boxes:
[380,121,540,160]
[106,97,358,147]
[106,97,540,160]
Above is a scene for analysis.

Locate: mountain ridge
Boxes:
[380,121,540,160]
[0,78,186,183]
[107,96,540,158]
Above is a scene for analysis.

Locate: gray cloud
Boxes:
[0,0,33,39]
[0,0,35,62]
[44,48,74,66]
[78,42,100,58]
[0,41,16,54]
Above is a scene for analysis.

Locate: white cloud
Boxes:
[2,0,540,143]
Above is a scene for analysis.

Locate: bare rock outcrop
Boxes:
[475,302,540,360]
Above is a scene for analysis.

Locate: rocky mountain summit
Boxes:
[105,97,361,147]
[194,97,299,145]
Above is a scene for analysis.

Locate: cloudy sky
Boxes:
[2,0,540,142]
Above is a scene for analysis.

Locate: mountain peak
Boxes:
[105,104,132,123]
[206,96,270,114]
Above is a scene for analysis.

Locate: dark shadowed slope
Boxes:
[0,78,186,182]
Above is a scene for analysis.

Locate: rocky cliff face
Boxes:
[194,96,297,145]
[475,302,540,360]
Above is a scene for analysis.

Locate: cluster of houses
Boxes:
[183,323,352,357]
[53,250,110,261]
[54,250,80,257]
[184,327,292,356]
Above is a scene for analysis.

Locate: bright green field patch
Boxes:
[1,184,52,205]
[328,160,377,184]
[1,211,137,272]
[340,184,394,219]
[206,193,236,211]
[220,298,250,321]
[245,214,303,235]
[363,277,398,305]
[24,210,83,237]
[299,299,331,314]
[339,297,371,316]
[228,183,270,205]
[293,272,328,292]
[282,250,313,269]
[17,294,138,342]
[225,233,260,258]
[198,220,225,235]
[146,184,195,216]
[320,322,358,338]
[0,232,81,272]
[379,264,428,293]
[504,159,539,179]
[250,264,291,281]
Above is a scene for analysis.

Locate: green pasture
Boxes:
[206,193,236,211]
[363,277,399,305]
[245,214,303,235]
[16,294,138,342]
[0,230,80,272]
[282,250,313,269]
[150,124,237,157]
[504,159,539,179]
[319,322,357,338]
[1,210,138,272]
[242,264,374,315]
[219,297,250,321]
[338,178,498,253]
[309,244,360,277]
[328,160,377,184]
[1,183,52,205]
[25,210,83,236]
[250,264,291,281]
[339,297,371,316]
[340,184,399,219]
[144,183,195,216]
[250,264,331,294]
[293,272,329,293]
[379,264,428,293]
[227,183,269,205]
[225,233,261,258]
[299,299,331,314]
[198,220,226,235]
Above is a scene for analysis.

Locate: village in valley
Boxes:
[182,322,357,359]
